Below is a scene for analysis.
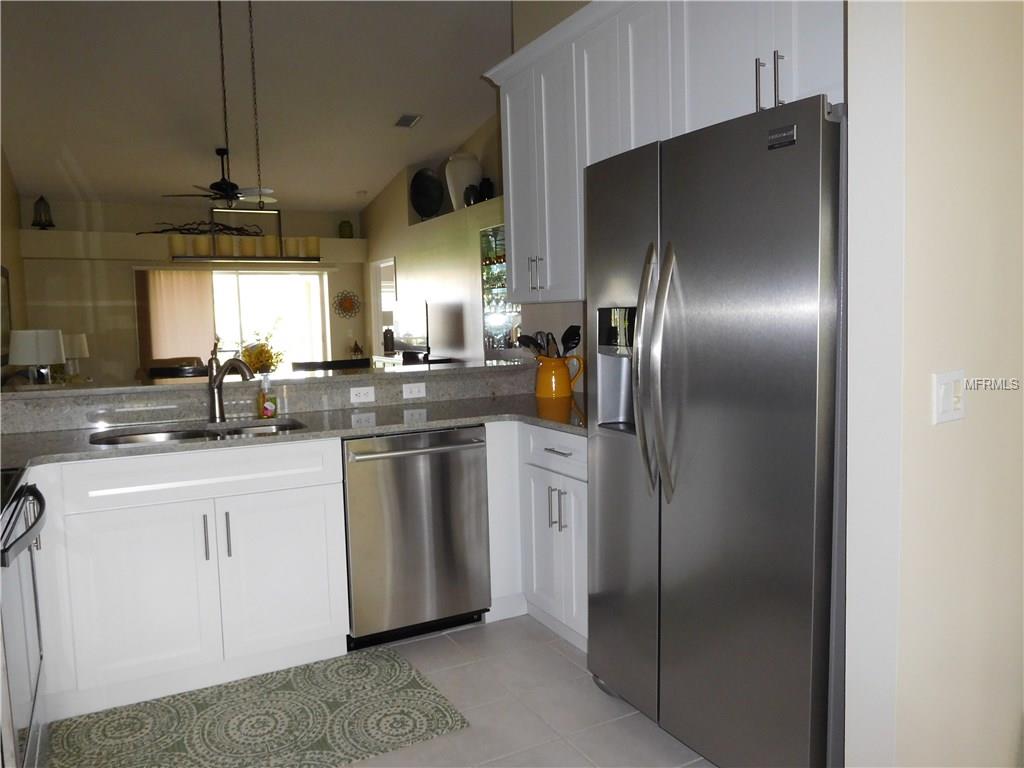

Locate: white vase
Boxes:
[445,152,482,210]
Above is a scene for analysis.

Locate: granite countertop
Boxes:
[1,393,587,470]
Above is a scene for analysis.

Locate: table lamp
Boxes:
[9,329,66,384]
[62,332,90,377]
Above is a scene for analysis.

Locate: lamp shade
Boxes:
[9,329,66,365]
[381,311,394,326]
[62,332,90,359]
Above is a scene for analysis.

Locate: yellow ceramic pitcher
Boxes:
[535,355,585,398]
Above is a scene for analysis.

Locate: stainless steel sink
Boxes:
[90,429,213,446]
[221,420,305,437]
[89,418,307,446]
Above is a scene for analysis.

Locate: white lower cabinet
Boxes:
[521,463,588,638]
[65,500,224,689]
[217,485,348,658]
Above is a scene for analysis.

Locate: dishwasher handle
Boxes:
[348,439,486,463]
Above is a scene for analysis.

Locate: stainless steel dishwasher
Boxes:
[343,427,490,646]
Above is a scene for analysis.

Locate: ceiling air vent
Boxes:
[394,114,423,128]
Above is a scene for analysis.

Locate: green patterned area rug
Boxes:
[47,647,468,768]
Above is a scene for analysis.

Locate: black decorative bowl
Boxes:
[410,168,445,219]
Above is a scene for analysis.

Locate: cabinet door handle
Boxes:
[225,511,233,557]
[529,256,537,290]
[543,447,572,458]
[202,513,210,561]
[755,57,767,112]
[536,255,545,290]
[556,489,567,532]
[773,50,786,107]
[546,486,557,528]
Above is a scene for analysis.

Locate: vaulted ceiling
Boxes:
[1,1,510,211]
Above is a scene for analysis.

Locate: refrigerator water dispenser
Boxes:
[596,307,637,429]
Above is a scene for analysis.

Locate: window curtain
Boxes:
[144,270,215,361]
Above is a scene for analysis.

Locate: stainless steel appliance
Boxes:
[1,480,47,768]
[586,96,841,767]
[344,427,490,644]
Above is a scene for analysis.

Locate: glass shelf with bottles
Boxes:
[481,225,521,354]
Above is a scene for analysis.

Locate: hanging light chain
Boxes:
[247,1,264,209]
[217,1,231,182]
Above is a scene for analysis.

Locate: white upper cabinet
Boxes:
[673,0,844,135]
[574,16,622,167]
[672,1,771,133]
[535,47,583,302]
[489,0,843,303]
[618,2,671,149]
[501,69,540,304]
[771,1,845,106]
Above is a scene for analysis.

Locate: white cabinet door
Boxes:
[574,16,623,168]
[534,47,582,302]
[618,1,671,148]
[65,500,222,688]
[556,476,588,638]
[673,1,772,133]
[522,465,562,618]
[502,69,540,304]
[217,484,348,659]
[771,1,844,106]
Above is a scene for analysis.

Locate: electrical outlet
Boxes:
[932,370,966,424]
[404,408,427,426]
[403,382,426,399]
[351,412,376,429]
[350,386,375,404]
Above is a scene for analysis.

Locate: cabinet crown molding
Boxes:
[484,1,628,86]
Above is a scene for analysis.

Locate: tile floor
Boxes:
[361,615,711,768]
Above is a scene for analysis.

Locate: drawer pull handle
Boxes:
[543,447,573,458]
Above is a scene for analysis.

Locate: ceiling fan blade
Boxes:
[236,187,274,195]
[193,185,215,193]
[162,193,215,198]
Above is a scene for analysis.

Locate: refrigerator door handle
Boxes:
[650,241,677,502]
[632,242,659,491]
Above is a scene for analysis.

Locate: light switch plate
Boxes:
[403,382,426,399]
[351,411,376,429]
[350,386,375,404]
[932,370,965,424]
[404,408,427,425]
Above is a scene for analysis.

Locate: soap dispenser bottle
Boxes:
[257,374,278,419]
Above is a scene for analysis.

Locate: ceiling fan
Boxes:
[162,2,275,208]
[162,146,275,205]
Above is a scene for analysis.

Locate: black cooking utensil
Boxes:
[561,325,581,355]
[518,335,543,355]
[545,332,560,358]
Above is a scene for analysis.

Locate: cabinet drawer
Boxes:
[62,439,343,514]
[520,425,587,482]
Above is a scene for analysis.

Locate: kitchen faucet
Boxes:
[207,344,255,422]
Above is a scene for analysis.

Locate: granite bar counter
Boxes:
[1,393,587,470]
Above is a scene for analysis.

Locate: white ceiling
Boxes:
[1,1,510,211]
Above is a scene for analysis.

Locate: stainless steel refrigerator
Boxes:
[586,95,841,768]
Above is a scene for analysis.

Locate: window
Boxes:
[212,271,327,373]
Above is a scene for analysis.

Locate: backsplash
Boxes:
[0,364,535,434]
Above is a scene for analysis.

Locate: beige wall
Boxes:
[2,152,26,332]
[457,113,503,197]
[512,0,588,51]
[894,3,1023,765]
[361,170,503,360]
